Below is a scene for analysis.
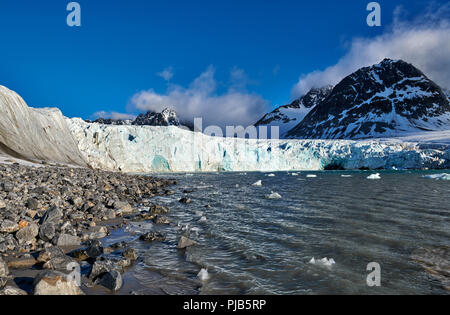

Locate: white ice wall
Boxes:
[68,118,450,173]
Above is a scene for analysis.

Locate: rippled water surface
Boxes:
[106,171,450,295]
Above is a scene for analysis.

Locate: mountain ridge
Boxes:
[286,59,450,139]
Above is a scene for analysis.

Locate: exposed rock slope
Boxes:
[0,86,87,166]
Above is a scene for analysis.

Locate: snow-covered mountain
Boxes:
[132,108,180,126]
[287,59,450,139]
[254,86,333,137]
[88,108,194,130]
[89,118,132,125]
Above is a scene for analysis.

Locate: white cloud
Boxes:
[291,3,450,98]
[92,111,136,120]
[130,66,269,127]
[157,67,174,81]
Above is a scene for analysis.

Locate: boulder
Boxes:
[40,206,63,225]
[15,223,39,245]
[0,286,28,295]
[177,236,197,249]
[139,232,166,242]
[0,220,19,233]
[32,270,84,295]
[37,246,66,263]
[39,222,56,242]
[96,270,122,292]
[56,234,81,247]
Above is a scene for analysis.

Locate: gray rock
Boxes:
[0,285,28,295]
[26,198,40,210]
[139,232,166,242]
[0,277,8,289]
[96,270,123,292]
[0,220,19,233]
[153,215,170,225]
[114,201,134,216]
[37,246,66,263]
[0,182,14,192]
[15,223,39,245]
[0,199,6,209]
[39,222,56,242]
[122,248,138,261]
[33,270,84,295]
[85,240,104,259]
[179,197,191,204]
[40,206,63,225]
[56,234,81,247]
[177,236,197,249]
[0,257,8,277]
[89,260,121,280]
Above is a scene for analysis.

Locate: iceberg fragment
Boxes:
[424,174,450,180]
[252,180,263,187]
[367,173,381,180]
[265,192,282,199]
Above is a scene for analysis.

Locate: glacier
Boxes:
[0,85,449,173]
[67,118,450,173]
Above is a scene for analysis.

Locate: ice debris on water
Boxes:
[267,174,276,177]
[252,180,262,187]
[265,192,282,199]
[341,175,352,178]
[367,173,381,180]
[309,257,336,267]
[424,173,450,180]
[306,174,317,178]
[198,216,207,223]
[198,269,210,281]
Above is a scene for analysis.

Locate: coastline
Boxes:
[0,160,190,295]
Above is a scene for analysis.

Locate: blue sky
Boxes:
[0,0,449,126]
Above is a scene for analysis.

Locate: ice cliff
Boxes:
[67,118,450,173]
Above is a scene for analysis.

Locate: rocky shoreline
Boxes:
[0,161,193,295]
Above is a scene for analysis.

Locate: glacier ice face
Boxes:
[67,118,450,173]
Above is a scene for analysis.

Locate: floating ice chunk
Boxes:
[291,173,299,176]
[265,192,282,199]
[306,174,317,178]
[235,184,240,188]
[267,173,276,177]
[199,216,207,223]
[197,269,210,281]
[341,175,352,178]
[309,257,336,267]
[252,180,263,187]
[367,173,381,180]
[424,173,450,180]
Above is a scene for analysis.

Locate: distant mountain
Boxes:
[132,108,180,126]
[254,86,333,137]
[88,118,132,125]
[286,59,450,139]
[88,108,193,130]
